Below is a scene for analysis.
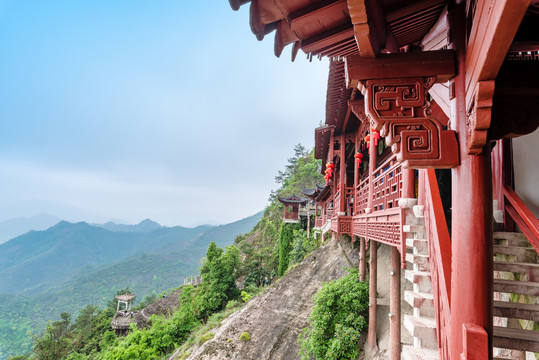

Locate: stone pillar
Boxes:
[366,241,378,352]
[359,236,366,282]
[390,246,401,360]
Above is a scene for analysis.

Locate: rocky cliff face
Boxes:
[179,239,359,360]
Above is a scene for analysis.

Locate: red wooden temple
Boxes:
[229,0,539,359]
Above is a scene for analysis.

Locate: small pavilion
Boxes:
[111,294,137,336]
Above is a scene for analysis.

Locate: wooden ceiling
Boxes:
[229,0,449,60]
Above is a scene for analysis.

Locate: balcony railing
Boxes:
[372,156,402,212]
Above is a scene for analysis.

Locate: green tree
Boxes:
[32,312,73,360]
[196,243,241,319]
[298,269,369,360]
[278,223,297,277]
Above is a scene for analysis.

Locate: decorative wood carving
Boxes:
[363,77,459,168]
[466,80,495,155]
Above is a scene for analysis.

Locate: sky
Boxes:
[0,0,329,226]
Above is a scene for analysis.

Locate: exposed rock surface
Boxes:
[135,288,183,328]
[180,239,359,360]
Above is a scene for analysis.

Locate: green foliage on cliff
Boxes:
[235,144,324,282]
[298,269,369,360]
[278,223,296,277]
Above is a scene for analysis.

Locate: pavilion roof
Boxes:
[277,194,308,205]
[115,294,136,302]
[229,0,448,60]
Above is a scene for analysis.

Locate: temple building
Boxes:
[229,0,539,359]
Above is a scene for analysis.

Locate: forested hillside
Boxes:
[0,213,262,360]
[6,144,327,360]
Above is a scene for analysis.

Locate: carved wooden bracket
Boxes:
[363,77,459,168]
[466,80,495,155]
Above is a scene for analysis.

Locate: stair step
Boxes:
[494,260,539,281]
[403,225,425,234]
[401,345,439,360]
[493,232,530,247]
[493,326,539,353]
[406,237,428,255]
[493,245,537,262]
[493,300,539,321]
[493,279,539,296]
[404,315,438,349]
[405,252,430,272]
[405,290,434,317]
[405,270,432,293]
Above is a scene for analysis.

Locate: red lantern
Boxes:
[354,153,363,167]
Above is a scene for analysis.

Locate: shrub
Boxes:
[239,332,251,341]
[298,269,369,360]
[278,223,297,277]
[241,291,252,303]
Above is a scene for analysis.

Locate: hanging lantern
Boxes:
[370,127,380,146]
[354,152,364,167]
[364,134,370,148]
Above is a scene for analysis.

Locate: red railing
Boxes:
[352,207,406,266]
[356,177,369,215]
[372,156,402,212]
[315,218,322,228]
[502,185,539,254]
[424,169,452,359]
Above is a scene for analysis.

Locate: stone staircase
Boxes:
[400,208,539,359]
[492,231,539,358]
[402,206,440,360]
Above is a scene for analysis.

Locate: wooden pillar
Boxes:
[402,168,415,199]
[340,133,346,213]
[354,137,360,215]
[449,6,493,359]
[367,241,378,352]
[359,236,366,282]
[367,130,377,211]
[390,246,401,360]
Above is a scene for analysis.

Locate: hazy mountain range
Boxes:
[0,211,263,360]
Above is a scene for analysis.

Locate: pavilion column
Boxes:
[340,133,346,213]
[402,168,415,199]
[366,128,378,352]
[449,6,493,359]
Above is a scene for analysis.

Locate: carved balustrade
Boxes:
[356,177,369,215]
[372,156,403,212]
[344,187,354,215]
[352,207,406,266]
[314,218,322,228]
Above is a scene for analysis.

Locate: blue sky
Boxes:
[0,1,328,226]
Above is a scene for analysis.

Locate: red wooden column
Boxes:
[339,133,347,213]
[366,129,378,352]
[449,6,493,359]
[356,135,367,281]
[402,168,415,199]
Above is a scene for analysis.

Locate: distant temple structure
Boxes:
[111,294,137,336]
[229,0,539,359]
[277,194,308,223]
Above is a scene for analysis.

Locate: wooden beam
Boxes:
[464,0,530,108]
[289,0,347,31]
[386,0,446,23]
[345,50,455,83]
[301,24,355,54]
[347,0,387,57]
